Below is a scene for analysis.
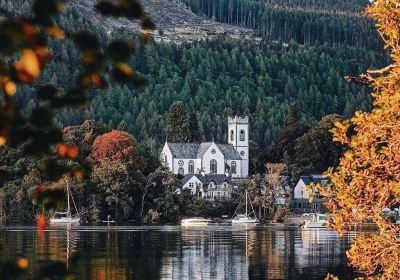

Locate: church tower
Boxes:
[228,116,249,177]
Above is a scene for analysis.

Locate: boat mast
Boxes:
[245,190,248,217]
[67,181,71,218]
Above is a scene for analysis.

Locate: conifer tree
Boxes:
[165,101,189,142]
[187,112,201,142]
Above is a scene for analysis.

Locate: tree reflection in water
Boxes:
[0,226,359,279]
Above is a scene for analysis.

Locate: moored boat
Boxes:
[232,190,258,224]
[49,181,80,226]
[181,217,210,226]
[302,213,328,229]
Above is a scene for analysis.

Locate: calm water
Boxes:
[0,225,359,279]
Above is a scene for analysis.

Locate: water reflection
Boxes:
[0,226,358,279]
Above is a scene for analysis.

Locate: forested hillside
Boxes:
[2,0,388,151]
[180,0,381,50]
[55,37,384,148]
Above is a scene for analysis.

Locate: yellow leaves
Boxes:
[332,120,350,144]
[16,257,29,270]
[309,195,315,203]
[324,273,339,280]
[327,2,400,278]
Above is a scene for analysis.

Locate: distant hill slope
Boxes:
[0,0,254,41]
[179,0,381,50]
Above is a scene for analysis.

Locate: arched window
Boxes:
[210,159,217,174]
[188,160,194,174]
[178,167,184,176]
[230,130,234,141]
[240,129,245,141]
[231,161,236,174]
[164,156,168,165]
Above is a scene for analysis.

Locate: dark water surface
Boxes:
[0,225,359,279]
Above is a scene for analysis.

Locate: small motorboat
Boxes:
[231,190,258,224]
[181,217,210,226]
[49,181,80,226]
[303,213,328,229]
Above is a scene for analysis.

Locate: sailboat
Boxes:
[232,190,258,224]
[49,181,80,225]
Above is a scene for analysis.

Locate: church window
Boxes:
[178,167,184,175]
[210,159,217,174]
[240,151,245,157]
[188,160,194,174]
[211,149,216,154]
[240,129,245,141]
[164,155,168,165]
[231,161,236,174]
[189,183,194,189]
[230,130,234,141]
[178,160,184,166]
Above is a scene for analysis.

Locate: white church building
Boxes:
[160,116,249,178]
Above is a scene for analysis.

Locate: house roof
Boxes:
[166,142,242,160]
[299,174,331,187]
[181,174,232,186]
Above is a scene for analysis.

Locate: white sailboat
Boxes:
[49,181,80,225]
[232,190,258,224]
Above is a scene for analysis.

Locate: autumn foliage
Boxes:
[324,0,400,278]
[88,130,141,169]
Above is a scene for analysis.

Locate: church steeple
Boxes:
[228,116,249,177]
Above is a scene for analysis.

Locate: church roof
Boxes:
[166,142,242,160]
[166,143,200,158]
[196,142,213,158]
[216,144,242,160]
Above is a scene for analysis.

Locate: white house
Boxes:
[160,116,249,178]
[179,174,238,200]
[293,174,330,199]
[292,174,330,213]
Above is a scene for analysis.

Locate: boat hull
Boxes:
[49,218,80,225]
[303,221,327,229]
[232,218,258,224]
[181,218,210,226]
[181,222,209,226]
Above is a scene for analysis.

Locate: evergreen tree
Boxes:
[165,101,189,142]
[285,103,299,126]
[187,112,201,142]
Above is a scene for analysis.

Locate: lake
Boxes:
[0,225,360,279]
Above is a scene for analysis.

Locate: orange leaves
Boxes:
[45,26,65,39]
[58,143,79,158]
[1,77,17,96]
[0,136,6,147]
[326,1,400,278]
[116,63,134,77]
[14,49,40,81]
[13,48,49,83]
[16,257,29,270]
[36,214,46,231]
